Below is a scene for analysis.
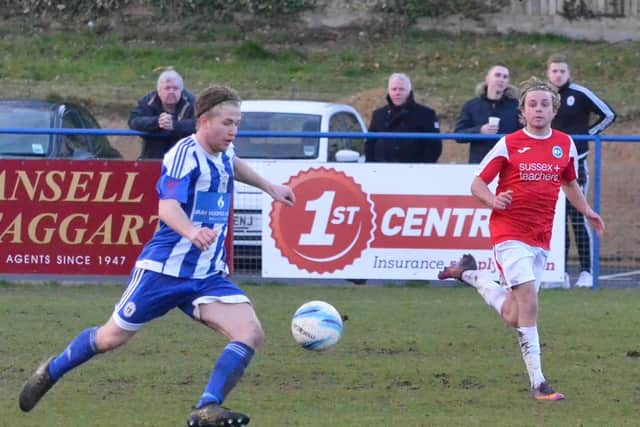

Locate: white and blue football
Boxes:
[291,300,343,351]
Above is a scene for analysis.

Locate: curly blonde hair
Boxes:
[517,76,560,124]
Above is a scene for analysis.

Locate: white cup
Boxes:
[488,116,500,127]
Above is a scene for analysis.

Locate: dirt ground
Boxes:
[101,90,639,263]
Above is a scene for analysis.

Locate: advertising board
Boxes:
[262,163,566,281]
[0,160,160,275]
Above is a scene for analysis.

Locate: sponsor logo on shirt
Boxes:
[517,147,531,154]
[193,192,231,224]
[519,162,561,181]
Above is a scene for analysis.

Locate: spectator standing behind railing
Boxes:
[128,68,196,159]
[365,73,442,163]
[545,53,616,289]
[454,64,521,163]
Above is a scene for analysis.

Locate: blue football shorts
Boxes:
[112,268,250,331]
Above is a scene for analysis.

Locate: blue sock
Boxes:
[196,341,255,408]
[47,326,99,381]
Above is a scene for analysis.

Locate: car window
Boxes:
[60,109,93,159]
[328,112,365,161]
[77,108,121,159]
[235,112,321,159]
[0,107,50,156]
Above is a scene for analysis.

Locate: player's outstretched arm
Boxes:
[233,157,295,206]
[561,180,605,236]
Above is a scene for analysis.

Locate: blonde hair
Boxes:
[518,76,561,112]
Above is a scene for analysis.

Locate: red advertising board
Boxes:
[0,159,161,275]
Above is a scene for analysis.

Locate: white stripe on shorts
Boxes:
[115,267,145,312]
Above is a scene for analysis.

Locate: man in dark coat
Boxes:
[366,73,442,163]
[129,69,196,159]
[545,53,616,289]
[454,64,521,163]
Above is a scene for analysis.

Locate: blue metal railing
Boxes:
[2,127,640,289]
[0,127,148,136]
[593,136,602,291]
[2,127,640,143]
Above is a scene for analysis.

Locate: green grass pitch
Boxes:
[1,281,639,426]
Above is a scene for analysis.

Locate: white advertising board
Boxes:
[260,163,565,281]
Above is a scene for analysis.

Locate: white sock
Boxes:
[461,270,477,286]
[463,271,507,315]
[517,326,546,388]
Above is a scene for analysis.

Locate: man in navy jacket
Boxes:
[454,64,521,163]
[366,73,442,163]
[129,69,196,159]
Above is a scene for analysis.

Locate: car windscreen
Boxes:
[0,108,51,156]
[234,112,321,159]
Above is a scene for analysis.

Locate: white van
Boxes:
[233,100,367,269]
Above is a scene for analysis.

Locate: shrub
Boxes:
[377,0,511,20]
[6,0,316,18]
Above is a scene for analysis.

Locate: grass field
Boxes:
[2,281,639,427]
[1,29,639,120]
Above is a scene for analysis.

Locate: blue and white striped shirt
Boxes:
[136,135,235,278]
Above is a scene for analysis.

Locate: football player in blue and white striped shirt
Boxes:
[19,86,296,427]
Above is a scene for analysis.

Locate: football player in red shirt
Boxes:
[441,77,604,401]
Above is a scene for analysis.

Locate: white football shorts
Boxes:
[494,240,548,290]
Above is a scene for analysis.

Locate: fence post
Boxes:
[593,135,602,290]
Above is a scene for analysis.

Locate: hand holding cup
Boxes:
[481,116,500,134]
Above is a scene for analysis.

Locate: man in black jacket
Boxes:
[129,69,196,159]
[366,73,442,163]
[454,64,521,163]
[545,53,616,288]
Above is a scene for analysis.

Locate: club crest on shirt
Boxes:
[566,95,575,107]
[552,146,563,158]
[123,302,136,318]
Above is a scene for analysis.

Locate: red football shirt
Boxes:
[476,128,578,250]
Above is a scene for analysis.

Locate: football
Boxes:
[291,300,343,351]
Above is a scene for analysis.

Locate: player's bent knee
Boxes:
[95,335,127,352]
[502,317,519,328]
[246,320,265,349]
[234,320,264,350]
[500,307,519,328]
[95,327,134,352]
